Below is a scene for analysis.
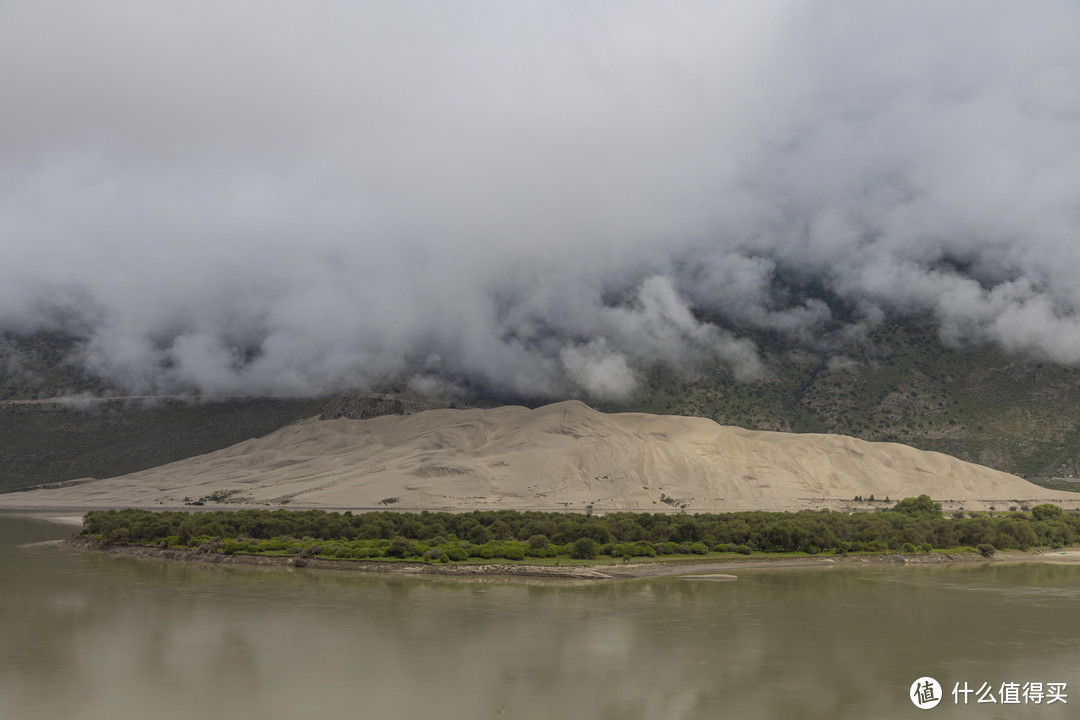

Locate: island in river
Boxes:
[58,502,1080,578]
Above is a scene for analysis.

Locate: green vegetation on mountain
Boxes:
[1,331,116,400]
[4,316,1080,492]
[1,331,325,491]
[600,318,1080,481]
[0,397,325,492]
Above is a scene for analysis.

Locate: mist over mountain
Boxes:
[3,2,1080,399]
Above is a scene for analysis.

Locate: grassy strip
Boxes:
[80,498,1080,561]
[79,532,1004,567]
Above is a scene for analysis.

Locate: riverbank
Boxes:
[64,535,615,579]
[65,535,1078,580]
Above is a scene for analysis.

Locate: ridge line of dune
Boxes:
[1,400,1073,512]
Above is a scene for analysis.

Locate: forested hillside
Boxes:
[4,319,1080,492]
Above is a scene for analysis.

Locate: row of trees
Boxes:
[81,497,1079,557]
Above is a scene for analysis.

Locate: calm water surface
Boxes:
[2,513,1078,719]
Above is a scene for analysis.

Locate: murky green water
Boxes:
[2,513,1078,719]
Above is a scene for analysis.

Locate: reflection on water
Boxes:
[2,513,1078,719]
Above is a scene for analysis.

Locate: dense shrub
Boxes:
[500,545,526,561]
[527,534,550,549]
[81,501,1080,563]
[385,537,413,558]
[1032,504,1064,522]
[468,525,494,545]
[525,544,556,558]
[443,546,468,561]
[570,537,600,559]
[468,543,495,559]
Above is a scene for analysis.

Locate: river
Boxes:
[2,512,1077,719]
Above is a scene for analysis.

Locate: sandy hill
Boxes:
[3,400,1072,513]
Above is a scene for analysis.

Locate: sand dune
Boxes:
[1,401,1072,513]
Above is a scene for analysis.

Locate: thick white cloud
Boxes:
[2,1,1079,398]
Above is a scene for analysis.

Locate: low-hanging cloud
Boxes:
[2,1,1080,399]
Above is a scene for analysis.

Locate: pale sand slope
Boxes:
[2,401,1075,513]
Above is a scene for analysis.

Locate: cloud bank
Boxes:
[2,1,1080,398]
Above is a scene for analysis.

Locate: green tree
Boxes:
[1031,503,1063,521]
[527,534,550,549]
[468,525,494,545]
[489,520,513,541]
[385,537,413,558]
[893,495,943,518]
[570,537,600,559]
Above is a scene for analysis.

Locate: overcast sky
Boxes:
[2,1,1080,398]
